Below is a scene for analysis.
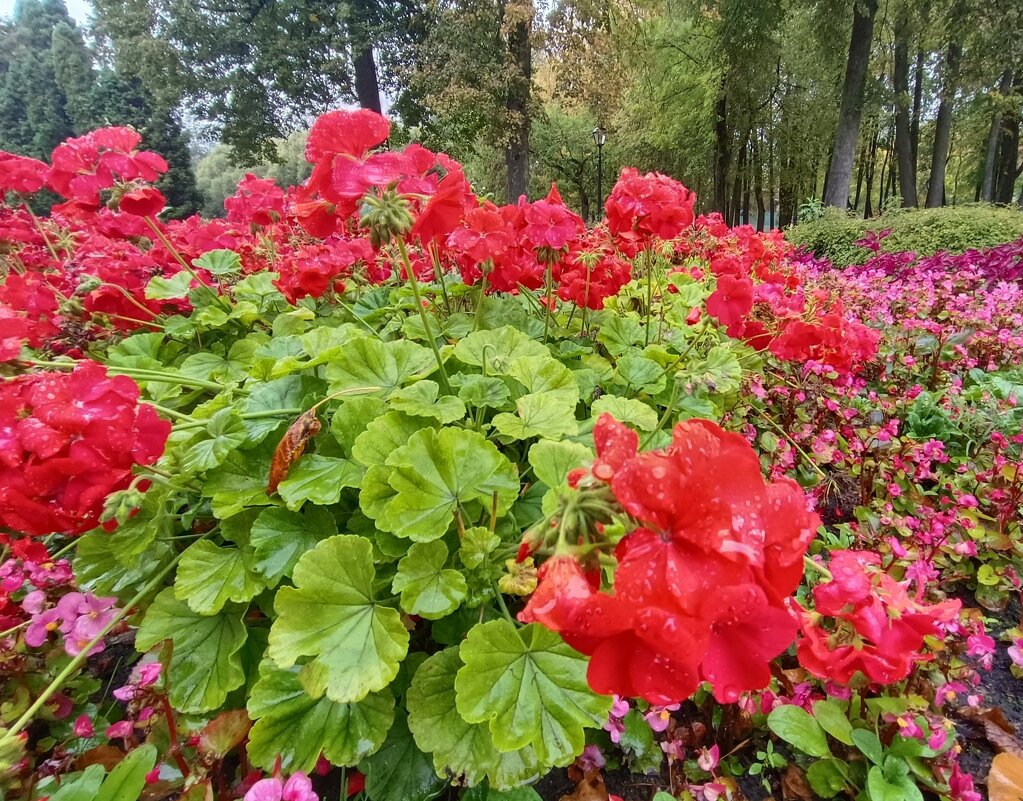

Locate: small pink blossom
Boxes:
[697,744,720,773]
[244,774,319,801]
[73,714,94,738]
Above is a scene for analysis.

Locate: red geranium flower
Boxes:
[118,187,166,217]
[706,274,754,327]
[0,152,50,194]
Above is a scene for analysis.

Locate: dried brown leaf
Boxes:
[198,709,251,759]
[560,767,609,801]
[781,765,814,801]
[266,410,321,494]
[74,745,124,771]
[989,752,1023,801]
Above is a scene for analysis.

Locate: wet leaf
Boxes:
[267,409,321,494]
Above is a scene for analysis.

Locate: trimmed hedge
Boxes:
[787,204,1023,266]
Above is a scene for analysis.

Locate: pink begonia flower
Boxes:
[73,714,94,738]
[643,703,680,732]
[1008,639,1023,668]
[697,744,720,773]
[577,744,605,772]
[106,720,134,738]
[244,774,319,801]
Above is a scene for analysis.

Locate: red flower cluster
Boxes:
[691,217,880,376]
[225,174,287,227]
[0,153,49,195]
[555,232,632,310]
[47,127,168,206]
[274,237,375,303]
[0,362,171,536]
[796,550,961,685]
[521,414,820,705]
[605,168,695,254]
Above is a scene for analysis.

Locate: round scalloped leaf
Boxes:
[268,535,409,704]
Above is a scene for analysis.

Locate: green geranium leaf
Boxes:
[205,440,276,519]
[767,705,830,758]
[174,540,265,615]
[250,506,337,586]
[268,536,409,703]
[614,355,666,393]
[277,454,363,511]
[352,411,435,467]
[136,589,247,713]
[454,620,611,765]
[243,376,316,442]
[685,345,742,395]
[360,716,446,801]
[181,408,248,473]
[596,315,643,355]
[454,374,512,409]
[391,381,466,424]
[145,271,193,300]
[330,397,389,454]
[43,765,105,801]
[194,249,242,276]
[248,662,394,773]
[459,527,501,570]
[453,326,549,372]
[392,541,468,619]
[527,440,592,489]
[179,352,247,384]
[373,428,519,541]
[590,395,659,431]
[74,534,174,599]
[506,358,579,406]
[408,648,541,789]
[326,336,437,396]
[492,393,578,441]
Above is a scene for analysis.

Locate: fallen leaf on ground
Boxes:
[781,765,814,800]
[561,766,609,801]
[989,752,1023,801]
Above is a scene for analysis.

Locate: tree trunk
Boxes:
[713,89,730,213]
[504,2,532,203]
[823,0,879,208]
[893,11,917,206]
[926,41,961,208]
[863,126,878,218]
[877,131,891,211]
[753,137,766,231]
[995,71,1022,204]
[730,131,748,226]
[853,141,866,210]
[351,0,382,112]
[911,50,924,164]
[981,71,1013,201]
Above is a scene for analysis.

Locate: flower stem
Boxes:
[803,555,833,581]
[143,217,232,313]
[0,545,193,743]
[542,261,556,344]
[396,237,450,392]
[148,403,198,423]
[172,407,303,432]
[473,268,490,333]
[24,360,228,393]
[644,248,655,346]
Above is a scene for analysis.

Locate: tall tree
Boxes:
[926,39,962,207]
[0,0,91,159]
[892,7,918,206]
[504,0,533,201]
[823,0,879,208]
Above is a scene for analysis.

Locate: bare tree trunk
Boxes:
[853,141,866,210]
[863,126,878,218]
[713,90,730,213]
[878,130,891,211]
[926,41,961,208]
[911,50,924,164]
[504,1,532,203]
[995,72,1022,204]
[351,0,382,112]
[823,0,879,208]
[730,131,748,226]
[753,137,766,231]
[893,11,918,206]
[981,71,1013,201]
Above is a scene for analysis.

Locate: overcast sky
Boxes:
[0,0,92,25]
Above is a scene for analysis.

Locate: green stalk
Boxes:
[23,360,229,393]
[644,248,656,346]
[542,260,556,344]
[473,267,490,333]
[396,237,450,392]
[0,546,193,743]
[172,407,303,432]
[143,217,232,313]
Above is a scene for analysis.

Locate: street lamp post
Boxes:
[592,126,606,222]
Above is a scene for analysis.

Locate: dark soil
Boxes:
[955,595,1023,794]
